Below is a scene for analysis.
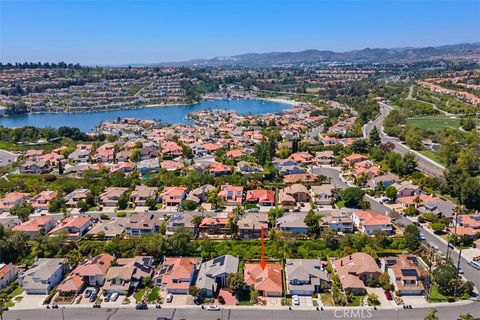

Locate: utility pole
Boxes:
[454,248,463,299]
[447,206,462,261]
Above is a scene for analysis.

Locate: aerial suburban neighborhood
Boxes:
[0,1,480,320]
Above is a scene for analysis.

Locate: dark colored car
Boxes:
[84,289,92,298]
[136,303,148,310]
[384,290,392,300]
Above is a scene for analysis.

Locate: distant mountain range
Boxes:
[154,43,480,67]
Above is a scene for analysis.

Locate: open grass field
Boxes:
[418,150,446,166]
[406,117,480,130]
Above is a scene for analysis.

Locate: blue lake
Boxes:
[0,99,291,132]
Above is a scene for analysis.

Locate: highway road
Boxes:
[363,102,445,178]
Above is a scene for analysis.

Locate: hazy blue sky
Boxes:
[1,0,479,65]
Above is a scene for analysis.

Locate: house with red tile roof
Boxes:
[332,253,381,295]
[283,173,317,184]
[342,154,367,166]
[109,161,134,174]
[160,186,187,206]
[383,254,427,296]
[48,215,93,240]
[161,141,183,157]
[245,189,275,207]
[0,263,16,289]
[0,192,30,213]
[244,262,283,297]
[396,194,436,208]
[452,213,480,237]
[154,257,201,294]
[199,212,233,236]
[202,143,222,153]
[226,149,245,159]
[289,152,314,163]
[12,216,56,239]
[29,190,58,210]
[352,210,392,235]
[57,254,113,295]
[209,162,232,176]
[218,184,244,206]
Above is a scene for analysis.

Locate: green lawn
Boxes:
[347,295,364,307]
[147,287,160,302]
[8,287,24,299]
[418,150,446,166]
[429,285,450,302]
[320,293,334,306]
[133,287,147,303]
[406,118,480,130]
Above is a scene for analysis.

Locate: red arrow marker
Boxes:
[260,225,266,270]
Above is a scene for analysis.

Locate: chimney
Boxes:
[341,260,343,266]
[349,255,352,260]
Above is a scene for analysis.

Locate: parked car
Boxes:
[419,234,426,241]
[136,303,148,310]
[110,292,119,302]
[166,293,173,303]
[89,291,98,303]
[84,289,92,298]
[457,267,464,274]
[292,295,300,305]
[413,222,421,227]
[384,290,392,300]
[207,305,220,311]
[104,293,111,302]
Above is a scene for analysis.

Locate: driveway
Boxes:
[401,295,429,307]
[266,297,282,307]
[297,296,313,307]
[366,287,395,307]
[11,292,47,310]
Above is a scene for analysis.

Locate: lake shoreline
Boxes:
[0,98,295,132]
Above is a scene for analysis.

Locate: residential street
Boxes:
[5,301,480,320]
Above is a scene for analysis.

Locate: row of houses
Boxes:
[2,251,428,302]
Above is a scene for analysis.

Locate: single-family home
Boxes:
[29,190,58,210]
[48,215,93,240]
[154,257,201,294]
[160,186,187,206]
[218,184,244,206]
[276,213,309,234]
[285,259,330,296]
[352,210,393,235]
[244,262,283,297]
[0,192,30,213]
[238,212,269,239]
[278,184,309,206]
[57,254,113,295]
[310,184,334,206]
[186,184,215,204]
[103,256,154,295]
[332,253,381,295]
[125,213,161,236]
[12,216,56,239]
[316,150,335,165]
[196,255,239,297]
[18,258,66,294]
[99,187,128,207]
[64,189,90,208]
[0,263,16,289]
[383,254,427,296]
[130,185,158,206]
[245,189,275,207]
